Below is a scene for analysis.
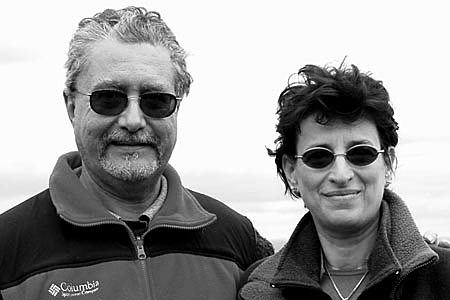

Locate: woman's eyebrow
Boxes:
[347,139,375,148]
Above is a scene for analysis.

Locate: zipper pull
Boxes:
[136,236,147,260]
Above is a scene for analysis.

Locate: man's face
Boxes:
[67,38,178,184]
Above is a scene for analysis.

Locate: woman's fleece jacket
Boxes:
[239,189,450,300]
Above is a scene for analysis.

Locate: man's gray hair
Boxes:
[65,6,192,97]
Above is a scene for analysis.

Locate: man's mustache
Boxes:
[102,130,160,148]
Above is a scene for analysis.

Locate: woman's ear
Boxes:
[387,146,396,167]
[64,88,76,125]
[282,154,298,188]
[385,146,397,185]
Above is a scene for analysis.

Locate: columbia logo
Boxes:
[48,284,61,296]
[48,280,100,297]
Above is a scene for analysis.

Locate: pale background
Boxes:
[1,0,449,247]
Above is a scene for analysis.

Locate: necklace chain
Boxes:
[324,264,368,300]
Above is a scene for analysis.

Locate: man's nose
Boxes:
[118,97,146,132]
[328,155,354,185]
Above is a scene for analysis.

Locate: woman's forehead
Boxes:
[297,116,380,149]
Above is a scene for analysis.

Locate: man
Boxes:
[0,7,273,300]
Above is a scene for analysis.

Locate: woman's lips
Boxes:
[322,190,361,200]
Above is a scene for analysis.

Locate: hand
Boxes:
[423,231,450,248]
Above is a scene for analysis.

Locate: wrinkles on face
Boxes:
[286,116,387,234]
[97,128,162,181]
[72,40,178,186]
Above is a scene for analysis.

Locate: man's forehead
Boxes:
[90,78,173,92]
[78,40,176,92]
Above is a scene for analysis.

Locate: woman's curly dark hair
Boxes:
[269,63,399,198]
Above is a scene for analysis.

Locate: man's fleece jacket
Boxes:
[0,152,270,300]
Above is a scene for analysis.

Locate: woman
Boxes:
[238,63,450,299]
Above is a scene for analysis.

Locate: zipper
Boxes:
[61,213,149,261]
[150,218,216,231]
[135,235,147,259]
[59,214,121,227]
[61,214,215,300]
[134,234,152,298]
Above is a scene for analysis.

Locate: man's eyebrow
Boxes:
[91,80,125,91]
[141,82,172,92]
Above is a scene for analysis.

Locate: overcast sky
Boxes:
[1,1,449,238]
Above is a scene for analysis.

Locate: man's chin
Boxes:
[100,159,160,182]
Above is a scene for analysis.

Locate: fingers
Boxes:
[423,231,438,245]
[437,237,450,248]
[423,231,450,248]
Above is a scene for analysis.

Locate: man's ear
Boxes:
[64,88,75,125]
[282,154,298,188]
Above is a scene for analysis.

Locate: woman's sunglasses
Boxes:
[295,144,384,169]
[76,90,181,118]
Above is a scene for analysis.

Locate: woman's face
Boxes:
[283,115,389,234]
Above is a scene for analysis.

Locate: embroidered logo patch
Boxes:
[48,284,61,296]
[48,280,100,297]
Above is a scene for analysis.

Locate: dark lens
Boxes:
[90,90,127,116]
[140,93,177,118]
[346,145,378,166]
[302,148,335,168]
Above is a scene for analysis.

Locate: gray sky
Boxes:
[1,1,449,239]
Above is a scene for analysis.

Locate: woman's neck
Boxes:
[317,219,379,271]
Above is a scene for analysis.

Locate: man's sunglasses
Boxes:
[295,144,384,169]
[75,90,181,118]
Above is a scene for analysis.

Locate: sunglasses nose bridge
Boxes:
[331,152,348,165]
[127,95,140,101]
[118,97,147,132]
[327,153,354,183]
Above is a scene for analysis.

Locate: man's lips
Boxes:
[107,141,157,152]
[109,141,150,146]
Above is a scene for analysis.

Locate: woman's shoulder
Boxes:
[237,250,285,299]
[398,245,450,298]
[241,249,284,282]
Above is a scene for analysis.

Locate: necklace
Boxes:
[324,264,368,300]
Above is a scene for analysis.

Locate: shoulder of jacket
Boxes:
[429,245,450,267]
[0,189,52,227]
[187,188,253,225]
[238,254,285,300]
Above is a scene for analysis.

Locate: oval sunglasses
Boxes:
[75,89,181,118]
[295,144,385,169]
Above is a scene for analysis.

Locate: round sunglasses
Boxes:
[76,90,181,118]
[295,144,384,169]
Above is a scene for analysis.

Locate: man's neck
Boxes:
[316,219,379,271]
[79,168,162,220]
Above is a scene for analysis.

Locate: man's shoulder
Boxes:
[187,188,251,224]
[1,189,52,219]
[0,189,59,284]
[184,188,263,268]
[0,189,54,236]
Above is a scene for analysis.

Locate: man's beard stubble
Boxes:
[99,129,163,182]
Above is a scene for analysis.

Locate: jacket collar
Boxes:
[248,190,437,290]
[49,151,216,229]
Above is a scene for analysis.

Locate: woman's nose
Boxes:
[328,155,354,185]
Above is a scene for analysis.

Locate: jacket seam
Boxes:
[0,256,135,290]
